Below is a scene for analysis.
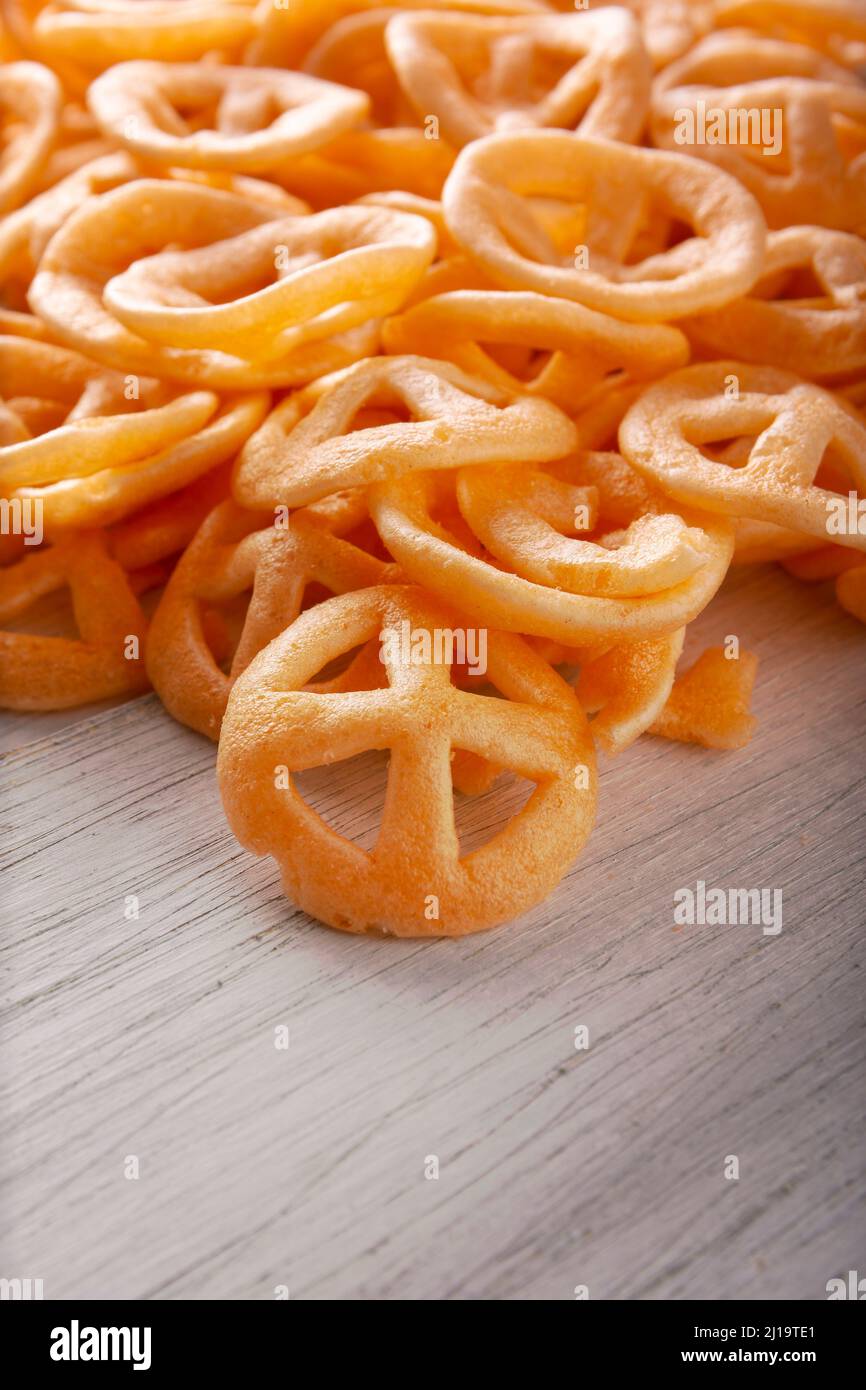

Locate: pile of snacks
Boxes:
[2,0,864,937]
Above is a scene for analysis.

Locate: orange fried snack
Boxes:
[576,628,685,755]
[234,354,578,509]
[0,334,269,531]
[385,8,651,148]
[714,1,866,60]
[217,583,597,937]
[382,289,689,411]
[248,0,547,70]
[0,61,61,212]
[146,497,396,739]
[107,463,233,571]
[369,458,734,645]
[649,646,759,751]
[651,31,866,231]
[0,531,149,708]
[10,0,257,74]
[442,131,767,322]
[781,544,866,624]
[87,61,370,172]
[684,226,866,381]
[27,179,382,388]
[620,362,866,553]
[101,203,435,358]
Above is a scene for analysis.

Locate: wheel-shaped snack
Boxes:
[368,456,734,644]
[0,152,301,315]
[303,8,421,129]
[247,0,547,69]
[616,0,715,69]
[217,584,597,937]
[651,31,866,232]
[442,131,767,322]
[683,226,866,380]
[87,61,369,172]
[0,334,269,532]
[233,354,578,509]
[383,288,689,411]
[7,0,257,72]
[713,0,866,65]
[619,361,866,552]
[147,497,396,738]
[0,532,149,709]
[385,8,651,148]
[27,180,381,387]
[0,62,61,213]
[101,202,435,358]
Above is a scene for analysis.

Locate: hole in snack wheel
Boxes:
[201,592,251,673]
[2,588,81,640]
[294,748,389,854]
[451,764,535,857]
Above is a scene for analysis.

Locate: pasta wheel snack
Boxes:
[369,457,734,644]
[619,362,866,551]
[382,288,690,409]
[0,333,269,530]
[385,8,651,148]
[27,180,389,387]
[87,61,370,172]
[217,584,598,937]
[147,497,395,738]
[442,131,768,321]
[0,61,61,212]
[234,354,578,508]
[0,532,149,708]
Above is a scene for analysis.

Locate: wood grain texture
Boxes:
[1,565,864,1301]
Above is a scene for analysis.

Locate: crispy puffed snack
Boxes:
[147,496,396,739]
[614,1,715,68]
[303,9,421,129]
[0,531,149,708]
[217,583,597,937]
[248,0,547,68]
[87,61,370,172]
[782,544,866,581]
[28,179,383,387]
[714,0,866,59]
[0,61,61,212]
[781,543,866,624]
[651,33,866,232]
[276,127,457,208]
[442,131,767,322]
[385,8,651,148]
[0,334,269,531]
[5,0,257,73]
[684,226,866,381]
[383,288,689,411]
[369,460,734,645]
[107,464,233,571]
[234,354,578,509]
[576,628,686,755]
[649,646,759,751]
[732,517,819,565]
[0,152,302,313]
[101,203,435,358]
[619,361,866,553]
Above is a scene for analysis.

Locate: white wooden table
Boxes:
[2,564,864,1300]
